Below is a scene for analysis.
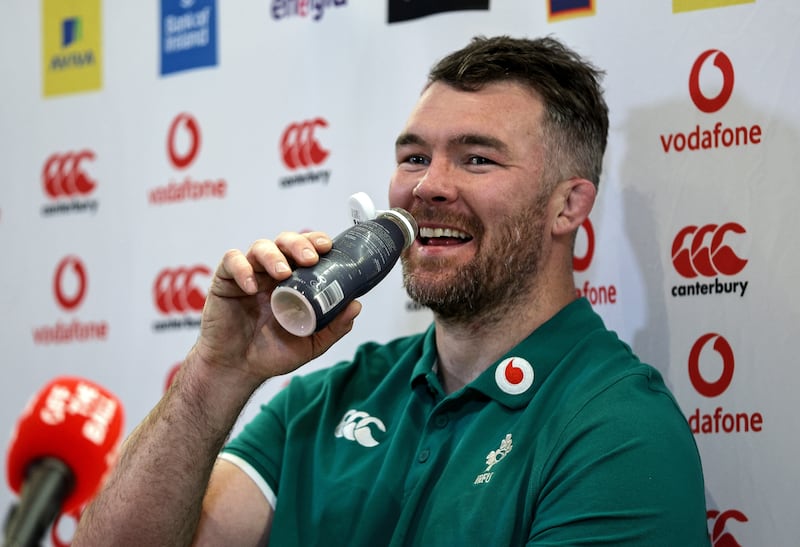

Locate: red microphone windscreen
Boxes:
[6,377,124,513]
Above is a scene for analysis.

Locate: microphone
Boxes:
[4,377,124,547]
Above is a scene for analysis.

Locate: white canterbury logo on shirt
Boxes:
[334,409,386,447]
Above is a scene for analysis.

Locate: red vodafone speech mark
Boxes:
[42,151,97,198]
[280,118,330,169]
[671,223,748,278]
[572,218,595,272]
[689,49,735,114]
[688,333,735,397]
[167,113,201,169]
[54,256,88,311]
[153,265,211,314]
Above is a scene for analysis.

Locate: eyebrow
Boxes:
[395,132,510,155]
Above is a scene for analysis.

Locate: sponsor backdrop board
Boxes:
[0,0,797,544]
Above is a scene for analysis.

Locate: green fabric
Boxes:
[223,298,710,546]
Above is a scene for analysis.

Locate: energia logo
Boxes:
[271,0,348,22]
[670,222,748,298]
[149,113,227,204]
[41,150,99,216]
[660,49,762,153]
[279,118,331,188]
[686,333,763,435]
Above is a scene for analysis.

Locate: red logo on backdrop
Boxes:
[153,265,210,315]
[167,113,201,169]
[688,333,734,397]
[573,218,595,272]
[43,151,97,198]
[54,256,88,311]
[707,509,748,547]
[689,50,735,114]
[280,118,330,170]
[672,223,748,278]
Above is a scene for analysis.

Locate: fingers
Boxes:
[311,300,363,354]
[216,232,333,296]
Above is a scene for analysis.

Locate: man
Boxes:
[74,36,709,546]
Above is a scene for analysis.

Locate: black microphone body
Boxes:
[3,457,74,547]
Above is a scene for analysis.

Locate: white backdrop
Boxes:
[1,1,798,544]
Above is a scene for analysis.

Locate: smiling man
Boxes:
[74,36,710,546]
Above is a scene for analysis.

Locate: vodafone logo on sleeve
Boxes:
[686,333,762,435]
[278,117,332,188]
[151,264,211,331]
[148,113,228,205]
[670,222,749,298]
[572,219,618,306]
[660,49,762,153]
[32,256,109,345]
[41,150,99,216]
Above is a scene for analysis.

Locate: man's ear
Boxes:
[551,178,596,236]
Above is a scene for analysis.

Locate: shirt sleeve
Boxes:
[527,371,710,547]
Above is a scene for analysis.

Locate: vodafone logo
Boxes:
[671,223,749,298]
[689,50,735,114]
[33,257,108,345]
[167,113,201,169]
[659,49,762,154]
[688,333,734,397]
[572,218,594,272]
[572,218,617,306]
[53,256,88,311]
[686,333,763,434]
[707,509,748,547]
[43,151,96,198]
[153,265,210,315]
[494,357,534,395]
[280,118,330,170]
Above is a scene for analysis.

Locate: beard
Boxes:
[401,192,549,325]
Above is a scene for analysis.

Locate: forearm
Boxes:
[73,350,264,547]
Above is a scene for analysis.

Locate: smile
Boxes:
[418,226,473,246]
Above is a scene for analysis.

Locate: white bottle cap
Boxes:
[348,192,379,224]
[270,286,317,337]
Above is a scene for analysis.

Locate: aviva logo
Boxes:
[548,0,595,22]
[673,0,754,13]
[42,0,102,97]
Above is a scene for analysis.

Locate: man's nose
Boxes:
[412,158,457,203]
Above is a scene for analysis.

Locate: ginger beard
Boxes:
[401,191,549,325]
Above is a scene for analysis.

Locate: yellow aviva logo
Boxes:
[42,0,102,97]
[673,0,754,13]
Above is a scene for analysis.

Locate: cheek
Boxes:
[388,173,414,209]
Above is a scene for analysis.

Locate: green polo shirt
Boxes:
[221,298,709,546]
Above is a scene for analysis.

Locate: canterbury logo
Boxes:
[689,49,735,114]
[42,150,96,198]
[280,118,329,170]
[671,223,748,278]
[153,265,210,314]
[54,256,88,311]
[167,113,201,169]
[334,409,386,448]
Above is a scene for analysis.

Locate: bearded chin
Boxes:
[402,216,545,325]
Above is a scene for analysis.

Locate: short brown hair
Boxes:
[427,35,609,187]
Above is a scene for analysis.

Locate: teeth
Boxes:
[419,227,470,239]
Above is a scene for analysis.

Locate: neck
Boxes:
[433,271,576,394]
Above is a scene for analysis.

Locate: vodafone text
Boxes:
[660,121,762,153]
[574,280,617,305]
[149,178,227,204]
[688,407,763,434]
[32,319,109,344]
[672,278,748,298]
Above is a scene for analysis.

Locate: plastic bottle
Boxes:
[270,207,418,336]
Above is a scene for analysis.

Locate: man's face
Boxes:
[389,81,554,322]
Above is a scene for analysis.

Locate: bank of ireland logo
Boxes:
[168,113,201,169]
[54,256,88,311]
[334,409,386,448]
[494,358,534,395]
[689,49,735,114]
